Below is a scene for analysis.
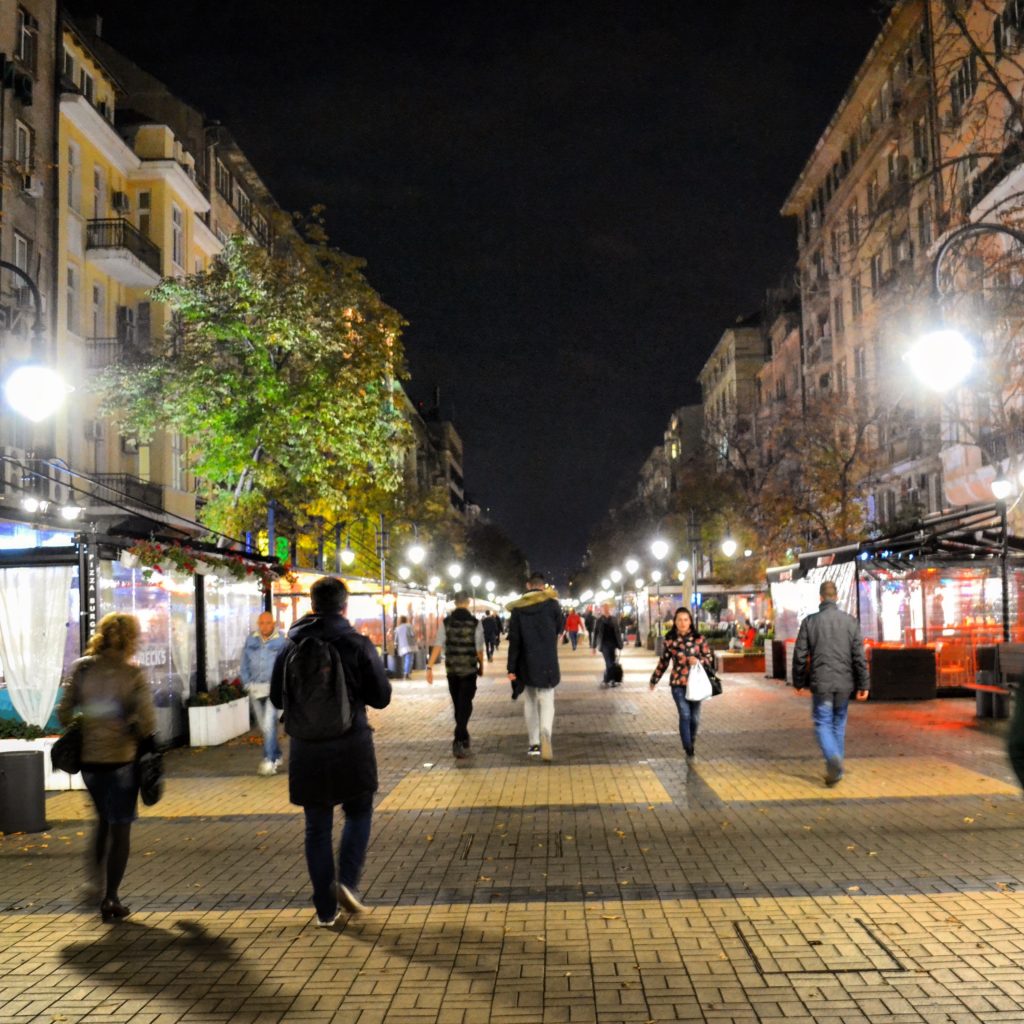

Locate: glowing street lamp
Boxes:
[609,569,622,583]
[340,544,356,567]
[485,580,495,593]
[650,538,669,561]
[992,478,1014,501]
[407,542,426,565]
[448,562,463,580]
[721,537,738,558]
[624,556,640,575]
[601,578,611,590]
[429,575,441,591]
[905,328,974,393]
[676,559,689,574]
[397,565,411,581]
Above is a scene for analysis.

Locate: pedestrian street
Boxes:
[4,644,1024,1023]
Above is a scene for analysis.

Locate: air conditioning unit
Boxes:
[84,419,106,442]
[111,190,130,213]
[21,174,43,198]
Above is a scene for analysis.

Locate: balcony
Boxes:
[86,336,146,370]
[86,218,162,287]
[91,473,164,511]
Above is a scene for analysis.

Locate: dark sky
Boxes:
[82,0,885,579]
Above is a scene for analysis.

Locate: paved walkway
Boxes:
[4,644,1024,1023]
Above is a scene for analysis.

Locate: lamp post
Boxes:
[469,572,481,611]
[908,220,1024,642]
[0,260,68,422]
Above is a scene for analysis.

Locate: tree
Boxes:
[464,520,529,593]
[97,215,408,539]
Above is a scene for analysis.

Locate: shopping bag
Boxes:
[51,719,83,774]
[685,661,713,701]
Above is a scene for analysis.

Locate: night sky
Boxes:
[81,0,885,580]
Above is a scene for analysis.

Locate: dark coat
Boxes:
[271,612,392,807]
[593,614,623,652]
[792,601,869,696]
[506,589,563,689]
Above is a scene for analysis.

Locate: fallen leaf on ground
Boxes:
[847,885,861,892]
[963,817,975,823]
[601,914,621,920]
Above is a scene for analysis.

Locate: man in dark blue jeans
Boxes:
[271,577,392,926]
[792,580,870,787]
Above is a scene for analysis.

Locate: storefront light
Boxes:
[59,504,83,521]
[21,497,48,514]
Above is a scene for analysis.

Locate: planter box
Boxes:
[0,737,87,791]
[188,696,250,747]
[714,652,766,674]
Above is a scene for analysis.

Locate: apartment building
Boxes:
[754,297,802,465]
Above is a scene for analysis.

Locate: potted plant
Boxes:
[186,678,249,747]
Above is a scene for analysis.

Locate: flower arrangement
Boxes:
[122,541,283,592]
[187,677,247,708]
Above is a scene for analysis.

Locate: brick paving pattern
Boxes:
[4,643,1024,1022]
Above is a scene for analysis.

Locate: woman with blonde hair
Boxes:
[57,612,156,921]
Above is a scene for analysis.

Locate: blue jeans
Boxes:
[812,692,850,764]
[600,645,617,682]
[670,685,702,755]
[568,631,578,650]
[253,695,281,762]
[303,795,374,920]
[401,652,414,678]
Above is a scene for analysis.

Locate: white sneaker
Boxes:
[335,883,368,914]
[257,759,277,776]
[540,733,553,762]
[314,910,341,927]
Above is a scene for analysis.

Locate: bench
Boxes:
[960,644,1024,719]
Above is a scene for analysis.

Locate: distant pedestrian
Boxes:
[241,611,287,776]
[426,594,485,758]
[507,571,564,760]
[592,603,623,686]
[394,616,416,680]
[271,576,392,925]
[563,607,584,650]
[649,607,714,757]
[792,580,869,786]
[584,607,596,648]
[482,611,501,662]
[57,612,157,922]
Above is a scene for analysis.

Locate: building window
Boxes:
[830,228,841,272]
[854,346,866,381]
[67,143,81,212]
[93,166,105,218]
[13,233,29,273]
[66,265,79,334]
[91,283,105,338]
[912,117,929,166]
[867,172,879,216]
[62,46,74,82]
[171,204,184,267]
[171,432,185,491]
[137,191,151,236]
[14,120,32,179]
[835,359,848,397]
[215,159,231,197]
[917,203,932,250]
[851,276,862,317]
[78,67,95,104]
[15,7,38,73]
[950,54,978,119]
[847,202,859,249]
[870,251,884,293]
[833,295,845,335]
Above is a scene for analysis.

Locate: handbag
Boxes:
[709,666,723,697]
[138,751,164,806]
[50,719,83,774]
[685,661,713,701]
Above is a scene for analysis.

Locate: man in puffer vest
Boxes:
[426,594,485,759]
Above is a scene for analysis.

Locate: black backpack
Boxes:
[281,635,353,740]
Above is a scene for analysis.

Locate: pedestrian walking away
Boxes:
[583,606,596,649]
[792,580,870,786]
[270,576,392,926]
[57,612,157,922]
[240,611,287,776]
[563,607,584,650]
[592,603,623,685]
[482,610,501,662]
[506,571,563,761]
[393,615,417,679]
[426,594,485,758]
[649,607,714,757]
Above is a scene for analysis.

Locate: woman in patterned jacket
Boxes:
[649,607,714,757]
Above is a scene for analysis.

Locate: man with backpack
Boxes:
[426,593,485,758]
[270,576,392,926]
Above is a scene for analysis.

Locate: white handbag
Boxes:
[685,661,713,701]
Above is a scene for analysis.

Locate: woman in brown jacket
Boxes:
[57,613,156,921]
[649,607,714,758]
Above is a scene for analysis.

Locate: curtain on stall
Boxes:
[0,565,74,727]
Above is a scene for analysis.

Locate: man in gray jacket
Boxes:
[792,580,869,786]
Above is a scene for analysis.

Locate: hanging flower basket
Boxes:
[119,550,140,570]
[121,540,283,592]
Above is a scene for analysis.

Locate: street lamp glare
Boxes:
[906,328,974,392]
[470,573,482,587]
[634,577,645,589]
[485,580,495,591]
[4,364,70,422]
[650,569,662,583]
[676,558,689,573]
[429,575,441,590]
[721,537,738,558]
[992,478,1014,501]
[610,569,622,583]
[624,557,639,574]
[407,542,426,565]
[601,578,611,589]
[340,547,356,567]
[447,562,462,579]
[397,565,411,580]
[650,539,669,561]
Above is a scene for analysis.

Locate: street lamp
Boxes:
[397,565,411,581]
[469,571,482,610]
[721,537,738,558]
[429,574,441,591]
[407,541,426,565]
[448,562,462,580]
[624,556,639,575]
[0,260,69,422]
[650,538,669,561]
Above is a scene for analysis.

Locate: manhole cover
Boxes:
[735,916,904,975]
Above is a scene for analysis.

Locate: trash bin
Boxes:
[0,750,46,834]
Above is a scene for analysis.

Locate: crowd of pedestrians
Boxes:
[57,572,885,929]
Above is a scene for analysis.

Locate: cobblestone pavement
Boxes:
[4,644,1024,1023]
